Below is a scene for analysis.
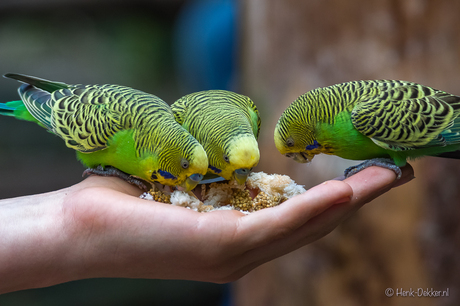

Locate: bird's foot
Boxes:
[344,158,402,179]
[83,165,151,191]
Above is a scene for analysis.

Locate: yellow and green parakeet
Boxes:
[171,90,260,185]
[0,73,208,191]
[274,80,460,177]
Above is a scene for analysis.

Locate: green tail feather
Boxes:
[3,73,68,92]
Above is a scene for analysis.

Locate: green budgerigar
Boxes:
[0,73,208,190]
[274,80,460,177]
[171,90,260,185]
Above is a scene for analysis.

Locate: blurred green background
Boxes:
[0,0,234,305]
[2,0,460,305]
[0,0,239,198]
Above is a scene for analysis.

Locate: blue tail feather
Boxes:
[0,101,19,117]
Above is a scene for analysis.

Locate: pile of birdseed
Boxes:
[140,171,307,213]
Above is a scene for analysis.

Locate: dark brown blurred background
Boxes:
[1,0,460,305]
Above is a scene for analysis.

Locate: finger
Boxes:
[298,166,404,237]
[344,165,413,206]
[234,180,353,250]
[234,166,405,269]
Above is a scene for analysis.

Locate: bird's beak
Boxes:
[293,152,313,163]
[234,168,250,185]
[183,173,203,191]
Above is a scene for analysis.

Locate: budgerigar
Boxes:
[0,73,208,191]
[274,80,460,178]
[171,90,260,184]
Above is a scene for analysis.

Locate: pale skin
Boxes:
[0,165,414,294]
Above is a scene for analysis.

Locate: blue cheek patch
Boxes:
[306,140,320,151]
[158,170,177,180]
[208,165,222,174]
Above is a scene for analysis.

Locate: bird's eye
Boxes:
[285,153,294,158]
[223,154,230,162]
[181,159,189,169]
[286,138,294,147]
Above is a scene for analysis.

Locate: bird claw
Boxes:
[344,158,402,179]
[83,165,151,191]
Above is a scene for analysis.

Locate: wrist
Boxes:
[0,189,74,293]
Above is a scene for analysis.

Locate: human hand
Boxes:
[0,165,414,293]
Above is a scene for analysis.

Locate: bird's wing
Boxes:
[171,96,188,126]
[19,83,126,152]
[351,81,460,151]
[246,97,261,139]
